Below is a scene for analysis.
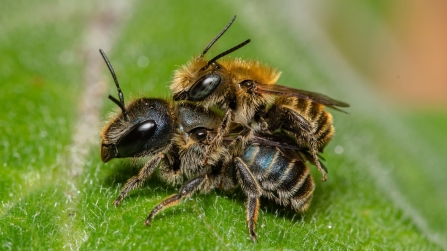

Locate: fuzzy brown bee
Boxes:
[170,16,349,181]
[99,49,319,242]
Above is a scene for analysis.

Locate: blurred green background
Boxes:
[1,0,446,250]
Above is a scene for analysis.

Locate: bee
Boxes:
[99,49,318,241]
[170,16,349,181]
[99,49,230,205]
[147,126,318,242]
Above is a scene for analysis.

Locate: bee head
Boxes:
[99,50,175,162]
[101,98,175,162]
[171,15,250,102]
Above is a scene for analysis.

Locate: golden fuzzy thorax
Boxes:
[224,59,280,124]
[223,58,281,85]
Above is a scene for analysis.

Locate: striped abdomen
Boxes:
[296,98,334,149]
[241,144,315,212]
[269,96,334,151]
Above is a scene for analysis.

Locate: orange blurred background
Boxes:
[322,0,447,109]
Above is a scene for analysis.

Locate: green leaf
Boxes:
[1,1,446,250]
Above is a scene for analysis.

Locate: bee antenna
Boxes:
[108,95,127,116]
[99,49,129,121]
[200,15,237,59]
[202,39,251,71]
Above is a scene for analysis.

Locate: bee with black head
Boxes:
[99,49,231,206]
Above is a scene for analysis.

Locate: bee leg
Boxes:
[301,151,328,174]
[145,174,207,225]
[234,157,262,242]
[203,109,233,165]
[229,127,253,156]
[113,153,165,206]
[283,107,327,181]
[308,139,327,181]
[282,106,313,132]
[247,196,260,242]
[258,116,269,132]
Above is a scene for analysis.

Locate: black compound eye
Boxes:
[189,127,208,143]
[239,80,252,88]
[117,120,156,157]
[188,74,221,101]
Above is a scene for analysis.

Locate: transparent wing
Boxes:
[253,82,349,111]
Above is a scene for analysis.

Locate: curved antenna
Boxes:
[201,39,251,71]
[200,15,237,59]
[108,95,127,117]
[99,49,129,121]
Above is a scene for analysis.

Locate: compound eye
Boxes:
[188,74,221,101]
[189,127,208,143]
[117,120,156,157]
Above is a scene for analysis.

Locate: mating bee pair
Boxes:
[100,16,348,241]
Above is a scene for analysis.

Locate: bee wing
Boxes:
[222,132,300,150]
[250,134,303,151]
[254,82,349,111]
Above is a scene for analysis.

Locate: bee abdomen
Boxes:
[295,98,334,148]
[242,145,315,211]
[243,145,289,183]
[313,109,334,149]
[289,174,314,212]
[274,161,311,200]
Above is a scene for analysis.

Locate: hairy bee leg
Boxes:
[282,107,312,132]
[283,107,327,182]
[114,153,165,206]
[234,157,262,242]
[258,116,269,131]
[145,174,207,225]
[247,196,260,242]
[228,127,253,156]
[302,151,328,174]
[308,139,327,181]
[203,109,233,165]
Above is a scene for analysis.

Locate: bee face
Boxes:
[171,15,250,107]
[174,103,229,169]
[173,126,214,177]
[101,98,175,162]
[172,59,231,105]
